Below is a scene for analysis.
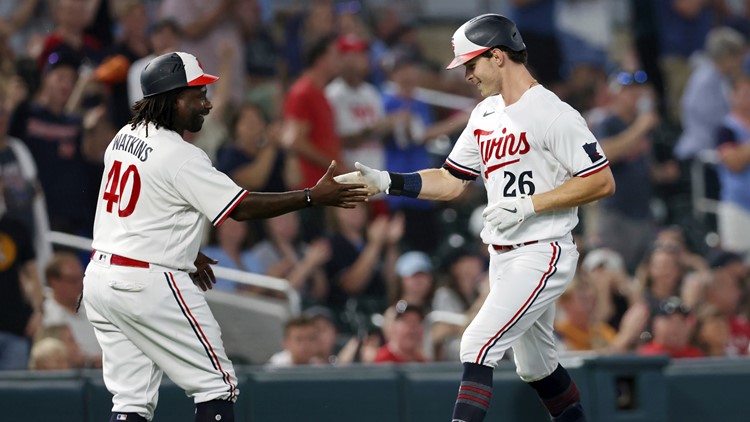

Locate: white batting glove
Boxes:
[334,162,391,195]
[482,195,536,231]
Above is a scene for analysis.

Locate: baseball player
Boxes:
[83,52,366,422]
[336,14,614,422]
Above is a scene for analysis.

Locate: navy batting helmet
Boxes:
[140,52,218,98]
[446,14,526,70]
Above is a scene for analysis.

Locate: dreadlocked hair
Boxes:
[129,89,183,136]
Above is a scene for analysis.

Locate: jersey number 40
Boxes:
[102,160,141,217]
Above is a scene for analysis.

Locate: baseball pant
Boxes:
[84,254,238,420]
[460,235,578,382]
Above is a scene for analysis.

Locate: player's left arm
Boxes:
[530,167,615,213]
[335,164,471,201]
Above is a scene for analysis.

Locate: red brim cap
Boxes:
[446,47,489,70]
[187,73,219,86]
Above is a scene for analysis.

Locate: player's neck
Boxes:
[499,68,538,106]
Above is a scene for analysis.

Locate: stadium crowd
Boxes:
[2,0,750,370]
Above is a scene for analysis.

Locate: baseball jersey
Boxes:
[325,77,386,170]
[91,122,248,272]
[444,85,609,245]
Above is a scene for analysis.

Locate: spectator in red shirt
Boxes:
[705,250,750,355]
[374,301,427,363]
[638,297,704,359]
[282,33,343,240]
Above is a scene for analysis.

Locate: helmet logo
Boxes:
[451,38,455,53]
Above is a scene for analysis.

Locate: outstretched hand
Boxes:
[191,252,218,291]
[311,161,370,208]
[333,161,391,195]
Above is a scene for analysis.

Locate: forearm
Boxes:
[531,168,615,213]
[293,139,337,168]
[230,190,310,220]
[720,144,750,172]
[230,147,278,190]
[411,168,469,201]
[20,261,43,311]
[338,243,382,294]
[600,126,648,163]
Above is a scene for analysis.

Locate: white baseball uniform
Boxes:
[84,122,246,419]
[443,85,609,380]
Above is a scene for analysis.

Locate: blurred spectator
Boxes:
[28,337,69,371]
[9,48,100,236]
[704,250,750,355]
[555,0,612,110]
[95,0,150,128]
[391,250,434,308]
[638,296,704,358]
[42,251,101,368]
[506,0,562,87]
[233,0,283,119]
[218,102,297,193]
[0,0,53,57]
[324,207,401,334]
[430,246,488,361]
[0,99,52,267]
[159,0,244,103]
[715,74,750,254]
[692,304,732,357]
[676,26,746,163]
[279,0,336,81]
[555,276,646,353]
[655,0,714,124]
[38,0,102,71]
[374,301,427,363]
[34,324,86,369]
[592,69,678,273]
[200,219,264,293]
[181,40,235,164]
[127,19,182,107]
[381,50,468,254]
[635,245,690,339]
[630,0,667,117]
[251,212,330,305]
[580,248,638,330]
[325,34,394,212]
[653,226,710,274]
[367,5,405,88]
[267,315,318,366]
[282,33,342,240]
[0,193,42,370]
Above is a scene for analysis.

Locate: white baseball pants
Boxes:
[83,253,238,420]
[460,235,578,382]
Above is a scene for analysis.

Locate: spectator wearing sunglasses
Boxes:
[591,69,679,274]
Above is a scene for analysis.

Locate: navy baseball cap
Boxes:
[140,52,218,98]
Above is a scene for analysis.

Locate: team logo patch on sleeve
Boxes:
[582,142,602,163]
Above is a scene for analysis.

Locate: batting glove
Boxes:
[333,162,391,195]
[482,195,536,231]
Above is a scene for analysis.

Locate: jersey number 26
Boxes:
[502,170,535,197]
[102,160,141,217]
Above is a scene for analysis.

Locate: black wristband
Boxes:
[386,172,422,198]
[304,188,313,206]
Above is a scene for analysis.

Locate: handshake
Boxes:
[334,162,392,195]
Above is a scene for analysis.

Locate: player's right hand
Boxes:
[483,195,536,231]
[313,161,370,208]
[333,161,391,195]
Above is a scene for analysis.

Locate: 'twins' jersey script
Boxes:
[91,122,248,272]
[444,85,608,245]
